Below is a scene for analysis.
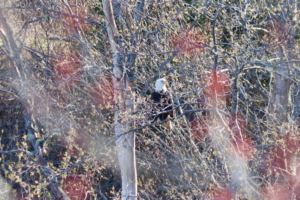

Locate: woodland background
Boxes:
[0,0,300,199]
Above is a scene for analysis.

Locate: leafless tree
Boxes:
[1,0,300,199]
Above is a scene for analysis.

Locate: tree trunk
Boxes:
[293,84,300,122]
[102,0,137,199]
[272,54,292,124]
[272,25,296,199]
[0,8,70,200]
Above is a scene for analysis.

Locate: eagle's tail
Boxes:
[162,120,173,130]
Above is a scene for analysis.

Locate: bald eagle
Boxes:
[150,78,174,124]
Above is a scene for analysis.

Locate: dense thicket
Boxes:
[0,0,300,199]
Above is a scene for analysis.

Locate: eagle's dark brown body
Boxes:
[150,90,173,122]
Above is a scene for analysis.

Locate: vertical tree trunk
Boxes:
[293,84,300,122]
[102,0,137,199]
[272,51,292,124]
[272,26,296,199]
[272,45,294,174]
[270,0,299,193]
[0,8,70,200]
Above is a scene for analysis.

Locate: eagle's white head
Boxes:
[155,78,167,92]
